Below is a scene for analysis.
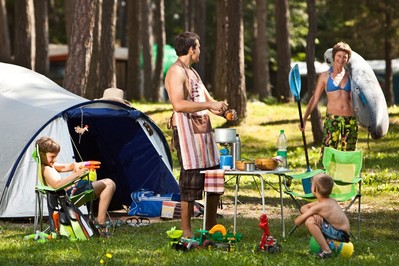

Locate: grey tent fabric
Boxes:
[0,63,179,217]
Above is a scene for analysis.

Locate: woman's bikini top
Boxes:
[326,67,351,92]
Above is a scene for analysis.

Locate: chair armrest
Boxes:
[78,171,90,182]
[285,169,325,180]
[36,171,90,192]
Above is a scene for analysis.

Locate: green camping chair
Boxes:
[32,145,95,236]
[283,147,363,240]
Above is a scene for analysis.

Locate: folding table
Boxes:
[201,169,291,238]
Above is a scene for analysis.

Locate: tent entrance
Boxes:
[66,107,179,211]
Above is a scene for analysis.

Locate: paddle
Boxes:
[289,64,311,172]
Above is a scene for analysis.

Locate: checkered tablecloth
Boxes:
[204,169,225,194]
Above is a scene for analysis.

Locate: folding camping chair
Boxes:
[32,145,95,237]
[283,147,363,240]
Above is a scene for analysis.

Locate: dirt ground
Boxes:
[107,191,300,227]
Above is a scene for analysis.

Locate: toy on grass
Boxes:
[309,236,321,254]
[309,236,354,258]
[167,224,242,252]
[256,213,281,253]
[207,224,241,251]
[208,224,227,236]
[24,230,55,243]
[338,241,354,258]
[166,227,183,246]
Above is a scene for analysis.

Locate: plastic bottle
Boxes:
[276,129,288,169]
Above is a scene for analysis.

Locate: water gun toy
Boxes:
[80,161,101,170]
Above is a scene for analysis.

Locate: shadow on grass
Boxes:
[260,118,298,126]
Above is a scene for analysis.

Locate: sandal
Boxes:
[126,217,151,227]
[96,224,112,238]
[317,251,333,259]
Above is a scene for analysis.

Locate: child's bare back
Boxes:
[295,173,350,235]
[315,197,350,234]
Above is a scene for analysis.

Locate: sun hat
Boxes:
[97,88,131,106]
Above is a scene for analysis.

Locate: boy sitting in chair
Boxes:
[294,173,350,258]
[36,137,116,237]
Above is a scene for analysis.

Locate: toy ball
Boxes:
[310,237,354,258]
[309,236,321,254]
[337,241,354,258]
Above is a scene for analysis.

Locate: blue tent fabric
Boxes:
[65,107,180,210]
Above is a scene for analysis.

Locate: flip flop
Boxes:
[126,217,150,227]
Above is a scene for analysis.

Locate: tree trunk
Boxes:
[117,0,128,47]
[14,0,35,70]
[127,0,142,100]
[63,0,96,96]
[0,0,11,63]
[226,0,247,121]
[184,0,195,32]
[99,0,117,91]
[87,0,102,99]
[34,0,49,75]
[214,0,228,100]
[194,0,206,84]
[151,0,165,101]
[64,0,75,45]
[383,6,394,106]
[141,0,154,101]
[306,0,323,145]
[254,0,271,100]
[274,0,292,102]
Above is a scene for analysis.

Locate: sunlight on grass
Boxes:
[140,100,399,215]
[1,102,398,265]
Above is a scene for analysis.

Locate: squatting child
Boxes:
[294,173,350,258]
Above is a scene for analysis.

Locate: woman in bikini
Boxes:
[300,42,358,164]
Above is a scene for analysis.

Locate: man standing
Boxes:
[165,32,230,238]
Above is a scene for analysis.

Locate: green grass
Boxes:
[1,101,398,265]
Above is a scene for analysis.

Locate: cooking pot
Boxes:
[244,162,255,172]
[214,128,236,143]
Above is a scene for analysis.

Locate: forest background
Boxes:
[0,0,398,144]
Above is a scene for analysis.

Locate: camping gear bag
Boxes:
[128,190,180,217]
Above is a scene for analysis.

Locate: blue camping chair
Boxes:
[283,147,363,240]
[32,145,96,239]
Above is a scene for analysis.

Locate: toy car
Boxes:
[166,224,242,252]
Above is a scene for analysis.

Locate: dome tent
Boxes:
[0,63,179,217]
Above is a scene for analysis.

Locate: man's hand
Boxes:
[209,101,228,115]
